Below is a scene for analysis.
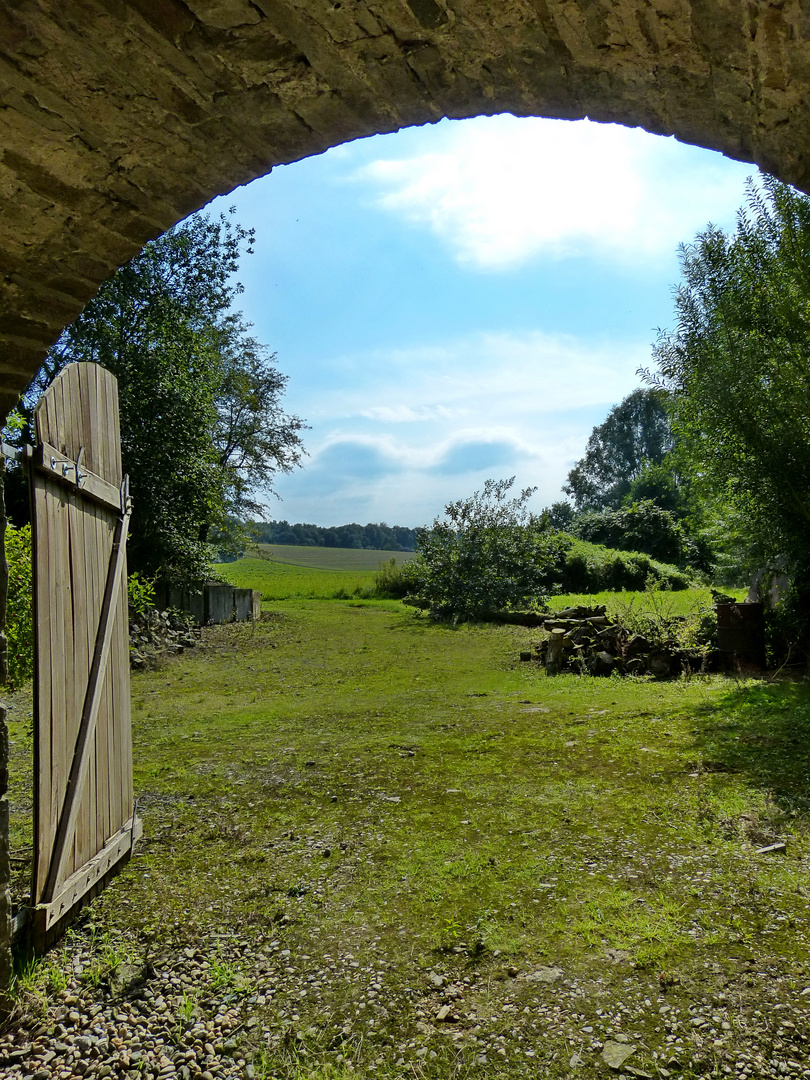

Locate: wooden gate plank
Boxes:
[93,366,113,866]
[42,498,131,905]
[50,488,70,885]
[32,476,51,896]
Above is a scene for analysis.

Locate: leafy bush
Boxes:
[558,536,692,593]
[6,523,33,688]
[403,479,570,621]
[127,572,156,620]
[575,500,703,569]
[373,558,421,599]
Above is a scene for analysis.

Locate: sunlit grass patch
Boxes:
[218,556,379,600]
[549,586,746,616]
[9,596,810,1079]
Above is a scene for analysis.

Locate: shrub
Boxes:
[373,558,420,599]
[404,479,570,621]
[575,500,702,569]
[557,536,692,593]
[6,522,33,688]
[127,572,156,620]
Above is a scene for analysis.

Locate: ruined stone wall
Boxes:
[1,0,810,416]
[0,466,11,1006]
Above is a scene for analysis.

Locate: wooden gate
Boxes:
[27,363,141,943]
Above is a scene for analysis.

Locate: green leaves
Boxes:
[647,175,810,580]
[562,389,675,513]
[6,522,33,688]
[17,211,304,587]
[406,478,569,620]
[575,500,705,571]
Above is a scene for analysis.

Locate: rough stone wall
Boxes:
[0,465,10,1007]
[0,705,9,1009]
[0,0,810,415]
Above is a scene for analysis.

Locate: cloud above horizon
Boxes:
[355,115,753,271]
[304,328,651,425]
[266,326,649,524]
[219,114,759,527]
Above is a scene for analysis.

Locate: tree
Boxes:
[211,317,306,528]
[405,478,569,621]
[645,176,810,582]
[542,500,577,531]
[10,211,305,585]
[563,388,674,512]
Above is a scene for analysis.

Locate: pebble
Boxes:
[2,931,810,1080]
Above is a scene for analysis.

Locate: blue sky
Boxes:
[208,115,755,528]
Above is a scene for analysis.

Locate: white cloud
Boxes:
[307,328,649,423]
[355,115,753,270]
[359,403,462,423]
[266,328,649,524]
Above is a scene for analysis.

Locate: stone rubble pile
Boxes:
[128,609,200,670]
[531,605,713,678]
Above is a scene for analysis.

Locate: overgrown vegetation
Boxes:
[573,500,707,571]
[646,176,810,585]
[5,522,33,688]
[400,479,569,620]
[557,535,692,593]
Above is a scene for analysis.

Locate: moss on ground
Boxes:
[7,599,810,1078]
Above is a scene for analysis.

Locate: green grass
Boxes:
[7,593,810,1078]
[548,585,747,616]
[218,555,380,600]
[219,549,744,617]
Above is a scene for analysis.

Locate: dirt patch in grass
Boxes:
[6,601,810,1079]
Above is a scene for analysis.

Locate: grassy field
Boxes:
[548,586,748,617]
[254,545,415,571]
[219,556,379,600]
[220,554,746,615]
[7,587,810,1079]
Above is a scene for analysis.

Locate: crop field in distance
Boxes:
[254,544,415,571]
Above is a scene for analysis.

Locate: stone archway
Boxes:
[1,0,809,415]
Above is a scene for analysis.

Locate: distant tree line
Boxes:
[252,520,418,551]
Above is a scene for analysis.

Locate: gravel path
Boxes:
[3,928,810,1079]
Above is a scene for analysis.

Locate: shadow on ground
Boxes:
[692,677,810,813]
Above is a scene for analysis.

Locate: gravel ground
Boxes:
[3,926,810,1079]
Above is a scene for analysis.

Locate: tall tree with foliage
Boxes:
[11,212,305,585]
[563,388,675,512]
[645,176,810,582]
[211,316,305,529]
